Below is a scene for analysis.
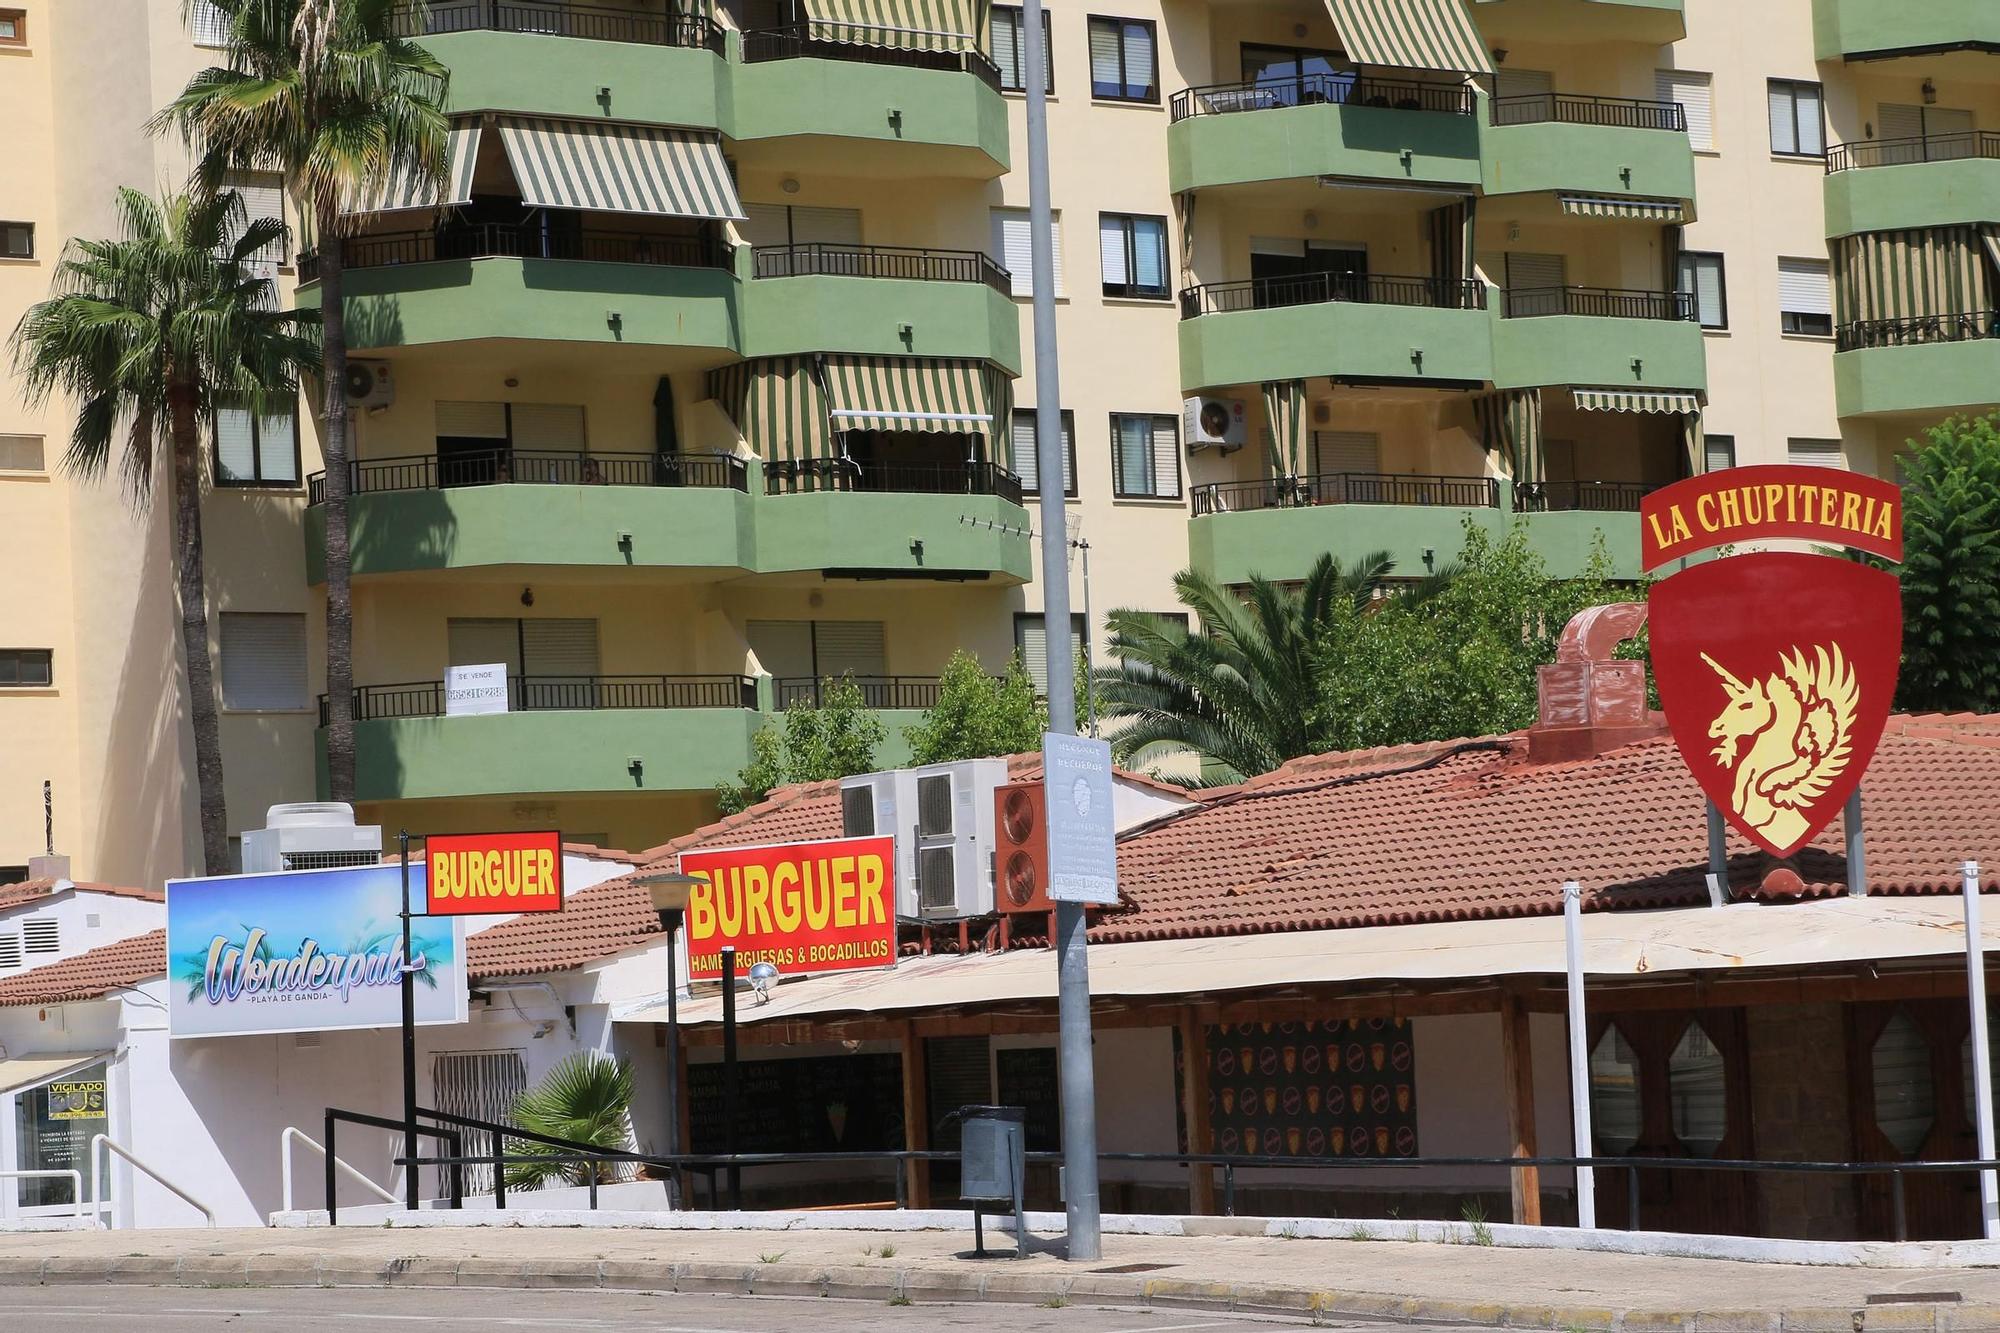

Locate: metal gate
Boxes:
[431,1050,528,1194]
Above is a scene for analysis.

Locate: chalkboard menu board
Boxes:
[996,1047,1061,1153]
[688,1052,904,1155]
[1175,1016,1418,1159]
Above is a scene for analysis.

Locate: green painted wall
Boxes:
[1167,101,1481,194]
[752,490,1033,579]
[424,30,730,126]
[740,273,1022,372]
[1813,0,2000,60]
[1834,342,2000,418]
[1824,158,2000,238]
[1480,121,1695,205]
[1490,309,1707,393]
[730,58,1009,171]
[1178,301,1491,393]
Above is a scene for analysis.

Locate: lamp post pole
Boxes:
[638,871,700,1212]
[722,944,741,1210]
[399,830,419,1213]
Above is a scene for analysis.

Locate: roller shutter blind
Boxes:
[1778,258,1831,315]
[1787,439,1845,469]
[0,436,44,472]
[509,403,586,450]
[1014,613,1085,694]
[435,401,509,439]
[990,5,1051,93]
[215,407,258,483]
[746,621,815,679]
[992,207,1064,297]
[1312,430,1380,476]
[1678,252,1726,328]
[1496,68,1553,99]
[222,172,287,263]
[1012,409,1076,495]
[1877,103,1923,149]
[521,619,599,677]
[812,621,888,680]
[1088,20,1122,92]
[1656,70,1712,150]
[1704,435,1736,472]
[792,206,862,245]
[1767,79,1824,156]
[220,612,307,710]
[1507,252,1567,291]
[190,0,230,45]
[742,203,790,248]
[448,619,523,674]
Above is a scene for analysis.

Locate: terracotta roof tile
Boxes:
[0,879,162,912]
[0,930,167,1007]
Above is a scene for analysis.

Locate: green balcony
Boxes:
[1824,144,2000,235]
[1167,78,1481,194]
[737,244,1022,371]
[1835,335,2000,418]
[415,20,728,127]
[1813,0,2000,61]
[1177,276,1492,393]
[1481,100,1695,206]
[753,474,1033,582]
[1471,0,1684,45]
[1489,291,1707,393]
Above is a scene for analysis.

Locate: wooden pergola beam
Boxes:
[1498,989,1541,1225]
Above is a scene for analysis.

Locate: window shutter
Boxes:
[1088,20,1122,91]
[1012,411,1041,491]
[1015,616,1049,692]
[1787,439,1844,469]
[1121,22,1155,97]
[448,618,524,674]
[813,621,888,680]
[1149,416,1180,498]
[215,407,257,483]
[223,172,286,262]
[509,403,586,450]
[1793,83,1823,155]
[1099,216,1130,288]
[1251,236,1307,258]
[521,618,600,677]
[0,436,44,472]
[220,612,307,710]
[1496,68,1553,100]
[1657,70,1712,150]
[1877,103,1924,144]
[1058,414,1076,493]
[190,0,230,46]
[435,401,509,439]
[991,208,1061,297]
[792,206,862,245]
[1679,254,1724,327]
[1508,251,1567,291]
[991,7,1020,88]
[1767,82,1798,154]
[746,620,815,680]
[1133,217,1167,291]
[1777,258,1831,316]
[1704,435,1736,472]
[1312,430,1380,477]
[1113,415,1150,494]
[741,203,790,248]
[258,409,298,483]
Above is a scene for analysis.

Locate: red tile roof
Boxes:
[0,878,162,912]
[0,930,167,1007]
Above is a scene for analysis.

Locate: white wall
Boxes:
[0,889,162,979]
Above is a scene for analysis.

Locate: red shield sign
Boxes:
[1650,553,1901,858]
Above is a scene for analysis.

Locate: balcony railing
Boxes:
[1835,308,2000,352]
[1489,92,1685,132]
[1190,472,1500,516]
[1502,286,1695,321]
[306,450,748,504]
[1170,73,1475,122]
[764,457,1024,505]
[752,243,1012,296]
[1178,272,1486,319]
[298,224,731,279]
[389,0,725,52]
[1512,479,1661,514]
[740,22,1002,93]
[1827,131,2000,174]
[773,675,970,711]
[319,674,758,724]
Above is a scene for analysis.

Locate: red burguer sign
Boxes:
[678,836,896,982]
[1643,467,1903,858]
[425,830,565,916]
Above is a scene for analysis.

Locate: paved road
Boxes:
[0,1286,1494,1331]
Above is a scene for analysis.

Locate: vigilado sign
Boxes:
[678,836,896,982]
[1642,464,1904,858]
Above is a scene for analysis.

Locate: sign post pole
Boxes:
[399,829,419,1212]
[1964,861,1997,1239]
[1563,880,1596,1230]
[721,944,741,1210]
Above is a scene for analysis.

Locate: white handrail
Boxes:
[280,1126,398,1213]
[0,1170,87,1223]
[90,1134,216,1228]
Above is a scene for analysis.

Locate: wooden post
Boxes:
[1499,990,1543,1225]
[900,1021,931,1209]
[1177,1006,1217,1215]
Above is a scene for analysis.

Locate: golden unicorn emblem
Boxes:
[1701,643,1859,851]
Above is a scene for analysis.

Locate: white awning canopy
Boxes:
[0,1052,109,1097]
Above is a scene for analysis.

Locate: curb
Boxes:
[0,1252,1992,1330]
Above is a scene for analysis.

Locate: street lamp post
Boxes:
[639,871,699,1210]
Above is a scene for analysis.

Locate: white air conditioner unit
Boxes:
[840,757,1007,921]
[240,802,384,874]
[343,359,394,408]
[1184,395,1247,450]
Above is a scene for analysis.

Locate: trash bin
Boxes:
[949,1105,1028,1259]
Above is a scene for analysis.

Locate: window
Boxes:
[1098,213,1169,300]
[1,222,32,260]
[1655,69,1713,151]
[0,649,52,687]
[1588,1026,1642,1154]
[213,402,300,486]
[0,435,44,472]
[746,620,889,707]
[190,0,231,45]
[990,207,1065,298]
[1871,1012,1935,1157]
[12,1061,108,1210]
[1014,612,1087,695]
[1703,434,1736,472]
[1787,438,1844,470]
[1110,412,1181,499]
[220,612,307,711]
[1668,1022,1727,1157]
[222,172,287,264]
[1768,79,1824,157]
[0,10,23,44]
[1087,16,1157,103]
[1778,257,1831,336]
[1012,409,1077,497]
[1676,251,1727,329]
[990,5,1052,94]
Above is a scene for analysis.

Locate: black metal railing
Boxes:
[1826,130,2000,173]
[1836,308,2000,351]
[306,450,747,503]
[317,674,758,724]
[741,22,1002,93]
[1513,479,1660,513]
[1502,285,1695,321]
[773,675,972,711]
[1169,73,1474,122]
[1490,91,1685,132]
[389,0,724,51]
[764,457,1024,505]
[753,242,1012,295]
[298,224,731,279]
[1190,472,1499,516]
[1179,272,1485,319]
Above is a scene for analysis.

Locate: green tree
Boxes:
[9,187,320,873]
[1892,414,2000,712]
[505,1052,634,1188]
[903,651,1048,764]
[156,0,450,804]
[717,676,885,814]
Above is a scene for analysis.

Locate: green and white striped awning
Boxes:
[495,117,745,221]
[1321,0,1492,76]
[1573,388,1703,414]
[801,0,989,51]
[1261,379,1307,480]
[1558,195,1685,222]
[1473,388,1543,485]
[707,356,834,465]
[341,122,481,216]
[822,355,1008,438]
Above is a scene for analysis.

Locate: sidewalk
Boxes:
[4,1220,2000,1330]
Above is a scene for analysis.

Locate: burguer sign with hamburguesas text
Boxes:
[678,835,896,982]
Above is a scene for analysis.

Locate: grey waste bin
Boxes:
[952,1105,1028,1258]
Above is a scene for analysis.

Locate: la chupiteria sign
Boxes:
[678,836,896,982]
[1641,465,1903,857]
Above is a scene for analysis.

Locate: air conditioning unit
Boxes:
[240,802,384,874]
[344,359,395,408]
[840,758,1006,921]
[1183,395,1247,450]
[991,781,1055,915]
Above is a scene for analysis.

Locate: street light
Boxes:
[639,870,699,1209]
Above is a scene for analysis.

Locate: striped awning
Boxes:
[1261,380,1307,480]
[1558,195,1685,222]
[1321,0,1492,76]
[341,122,481,216]
[707,357,833,465]
[1573,388,1703,414]
[1473,388,1543,485]
[822,356,1009,441]
[800,0,989,52]
[495,117,745,221]
[1832,225,1997,327]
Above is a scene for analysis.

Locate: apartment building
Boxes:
[2,0,1993,881]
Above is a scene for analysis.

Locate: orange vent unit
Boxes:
[992,781,1054,914]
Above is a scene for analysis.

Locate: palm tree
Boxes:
[154,0,450,803]
[1094,551,1452,782]
[10,188,321,872]
[505,1053,636,1189]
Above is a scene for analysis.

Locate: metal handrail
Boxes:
[1191,472,1499,516]
[306,449,748,503]
[764,457,1024,504]
[322,1108,464,1221]
[740,22,1003,92]
[388,0,725,51]
[317,674,760,724]
[1501,285,1696,321]
[1489,91,1685,131]
[1179,272,1486,319]
[1826,130,2000,173]
[1170,73,1474,122]
[0,1170,87,1222]
[773,674,986,711]
[299,224,732,280]
[1513,479,1661,514]
[1836,307,2000,352]
[752,242,1013,295]
[281,1126,398,1214]
[90,1134,215,1228]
